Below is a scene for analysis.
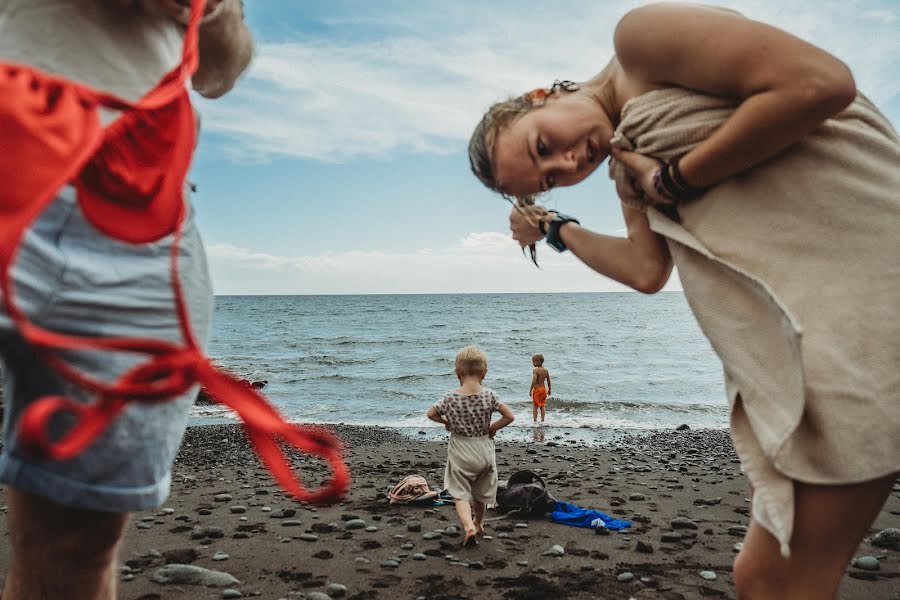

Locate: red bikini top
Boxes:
[0,0,349,504]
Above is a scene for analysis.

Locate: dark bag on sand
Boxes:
[496,470,556,516]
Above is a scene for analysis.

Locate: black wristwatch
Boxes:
[545,212,580,252]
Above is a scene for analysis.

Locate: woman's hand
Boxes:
[509,204,550,249]
[610,148,670,206]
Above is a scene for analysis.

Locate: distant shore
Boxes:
[1,423,893,599]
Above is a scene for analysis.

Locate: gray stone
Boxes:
[229,506,246,514]
[401,543,414,550]
[699,571,717,580]
[191,526,224,540]
[413,553,427,561]
[727,525,748,536]
[853,556,880,571]
[661,532,682,543]
[517,560,529,567]
[444,526,461,537]
[629,493,646,501]
[381,559,400,568]
[281,520,302,527]
[407,522,422,532]
[326,583,347,597]
[671,517,698,530]
[222,590,243,599]
[635,541,654,554]
[345,519,367,530]
[872,528,900,551]
[617,572,634,582]
[423,532,442,540]
[268,508,296,519]
[212,551,229,561]
[542,545,565,557]
[306,593,332,600]
[213,494,233,503]
[365,526,378,532]
[151,564,239,587]
[300,534,319,542]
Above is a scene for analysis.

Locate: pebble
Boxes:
[300,534,319,542]
[671,517,698,530]
[413,553,427,561]
[699,571,717,580]
[514,523,529,529]
[617,572,635,582]
[354,557,370,566]
[306,593,331,600]
[326,583,347,597]
[212,551,229,561]
[727,525,748,536]
[444,526,460,537]
[159,508,175,515]
[214,494,233,502]
[281,520,302,527]
[517,560,529,567]
[401,543,414,550]
[345,519,367,530]
[269,508,296,519]
[222,590,243,599]
[365,526,378,532]
[381,559,400,568]
[733,542,744,553]
[542,545,565,557]
[229,506,246,514]
[407,522,422,532]
[137,522,152,529]
[872,528,900,550]
[853,556,880,571]
[423,532,442,540]
[629,493,646,501]
[151,564,238,587]
[661,532,682,543]
[635,541,654,554]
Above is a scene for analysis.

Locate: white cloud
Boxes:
[197,0,900,163]
[205,232,683,295]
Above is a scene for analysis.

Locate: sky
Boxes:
[190,0,900,295]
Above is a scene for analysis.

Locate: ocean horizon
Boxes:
[196,292,728,439]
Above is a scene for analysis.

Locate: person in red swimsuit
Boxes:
[0,2,252,599]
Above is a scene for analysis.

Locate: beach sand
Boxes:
[0,424,897,599]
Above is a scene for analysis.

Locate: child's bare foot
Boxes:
[463,528,478,547]
[475,522,485,535]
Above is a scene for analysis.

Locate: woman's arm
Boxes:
[614,3,856,189]
[509,202,672,294]
[192,0,254,98]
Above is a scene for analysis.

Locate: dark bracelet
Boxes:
[538,212,555,235]
[669,157,708,200]
[653,157,708,203]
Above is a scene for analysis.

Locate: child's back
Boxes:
[426,346,514,546]
[530,354,551,422]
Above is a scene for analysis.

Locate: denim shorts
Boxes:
[0,186,214,512]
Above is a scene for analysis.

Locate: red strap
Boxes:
[1,0,351,505]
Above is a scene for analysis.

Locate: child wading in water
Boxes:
[530,354,551,423]
[427,346,514,547]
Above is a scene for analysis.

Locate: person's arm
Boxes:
[426,406,450,429]
[529,369,538,394]
[140,0,253,98]
[612,3,855,194]
[191,0,253,98]
[546,371,551,396]
[489,403,515,438]
[509,202,673,294]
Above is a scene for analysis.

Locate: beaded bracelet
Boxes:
[652,157,708,203]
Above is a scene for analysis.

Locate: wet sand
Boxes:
[0,424,897,599]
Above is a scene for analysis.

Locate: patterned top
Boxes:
[433,388,501,437]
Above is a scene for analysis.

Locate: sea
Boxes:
[196,293,729,442]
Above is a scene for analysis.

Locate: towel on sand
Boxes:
[609,87,900,556]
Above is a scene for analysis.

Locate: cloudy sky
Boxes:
[190,0,900,294]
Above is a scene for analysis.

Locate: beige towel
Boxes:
[609,88,900,556]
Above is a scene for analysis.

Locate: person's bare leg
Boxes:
[540,406,545,422]
[454,499,477,546]
[733,473,896,600]
[532,404,537,423]
[2,486,128,600]
[472,500,486,534]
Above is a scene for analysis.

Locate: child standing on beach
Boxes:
[427,346,514,546]
[530,354,552,423]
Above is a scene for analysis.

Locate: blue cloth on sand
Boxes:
[549,501,631,530]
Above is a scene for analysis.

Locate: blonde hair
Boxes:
[532,353,544,366]
[455,345,489,377]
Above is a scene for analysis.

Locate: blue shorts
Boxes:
[0,186,214,512]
